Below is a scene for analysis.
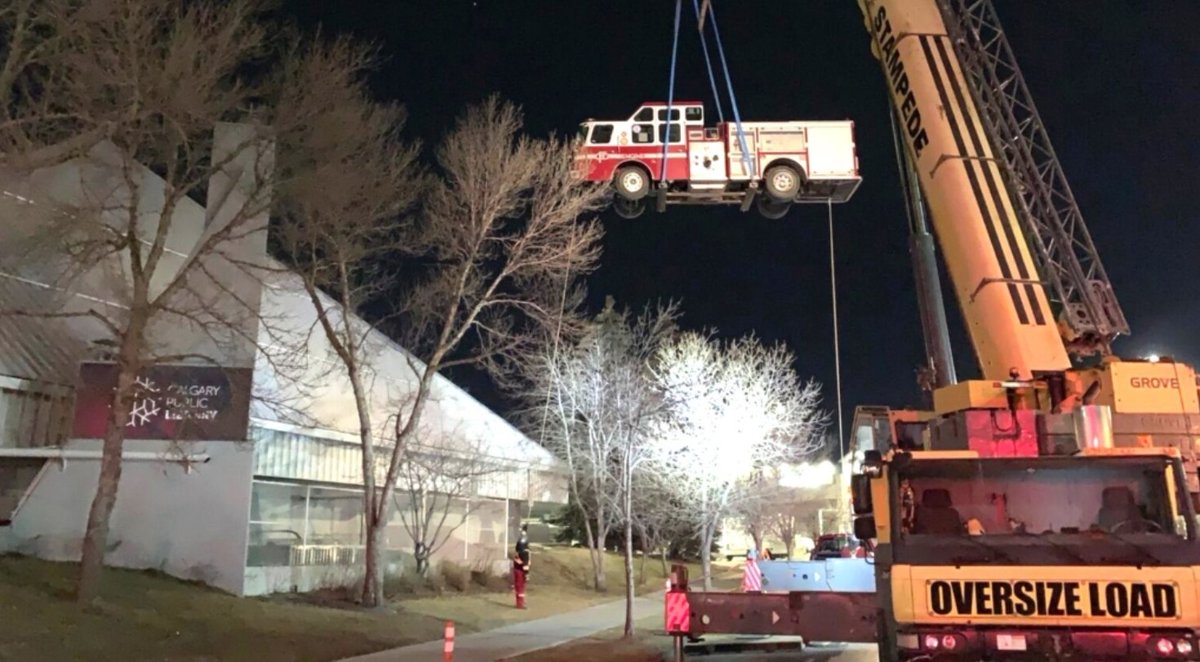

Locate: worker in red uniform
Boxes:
[512,524,530,609]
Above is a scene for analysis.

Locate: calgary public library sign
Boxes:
[71,362,253,441]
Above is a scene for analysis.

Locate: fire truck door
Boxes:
[689,140,725,182]
[727,128,758,180]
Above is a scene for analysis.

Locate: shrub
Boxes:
[384,572,421,596]
[440,561,470,592]
[469,559,511,592]
[384,564,445,597]
[469,569,488,588]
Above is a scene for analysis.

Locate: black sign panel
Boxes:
[72,362,252,441]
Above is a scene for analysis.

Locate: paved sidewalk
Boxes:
[342,595,659,662]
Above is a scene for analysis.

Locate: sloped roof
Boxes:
[255,263,553,467]
[0,275,85,385]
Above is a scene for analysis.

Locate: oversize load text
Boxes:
[928,580,1178,618]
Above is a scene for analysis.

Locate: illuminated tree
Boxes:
[631,470,692,579]
[649,333,828,589]
[524,297,675,639]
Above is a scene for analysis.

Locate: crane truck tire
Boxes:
[613,165,650,201]
[756,196,790,219]
[764,163,802,202]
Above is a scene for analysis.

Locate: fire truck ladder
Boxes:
[656,0,757,213]
[938,0,1129,358]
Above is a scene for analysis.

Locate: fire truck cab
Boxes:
[575,102,862,219]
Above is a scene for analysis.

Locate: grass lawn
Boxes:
[368,546,714,631]
[0,554,443,662]
[0,546,717,661]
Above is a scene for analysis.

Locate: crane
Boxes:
[853,0,1200,491]
[661,2,1200,660]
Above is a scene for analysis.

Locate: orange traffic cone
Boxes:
[443,621,455,662]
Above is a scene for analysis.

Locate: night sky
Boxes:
[281,1,1200,433]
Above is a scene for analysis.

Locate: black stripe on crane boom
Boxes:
[930,37,1048,327]
[919,34,1034,326]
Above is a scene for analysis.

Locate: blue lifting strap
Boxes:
[691,0,724,124]
[705,1,753,178]
[659,0,683,182]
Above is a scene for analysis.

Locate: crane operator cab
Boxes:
[894,454,1194,562]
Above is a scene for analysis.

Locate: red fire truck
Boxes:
[574,102,862,218]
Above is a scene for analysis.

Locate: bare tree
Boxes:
[649,333,829,590]
[770,507,803,559]
[351,96,607,608]
[0,0,386,603]
[593,300,675,637]
[733,491,772,554]
[528,336,617,592]
[733,475,823,559]
[271,39,423,606]
[0,0,99,171]
[631,471,692,580]
[523,297,673,613]
[393,428,501,576]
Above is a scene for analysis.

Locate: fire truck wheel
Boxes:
[613,166,650,200]
[764,163,802,202]
[756,196,790,219]
[612,196,645,219]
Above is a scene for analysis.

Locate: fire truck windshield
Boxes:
[893,455,1200,567]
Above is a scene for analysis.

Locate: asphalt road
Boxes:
[680,639,878,661]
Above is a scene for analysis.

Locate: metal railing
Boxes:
[289,544,363,566]
[0,377,73,448]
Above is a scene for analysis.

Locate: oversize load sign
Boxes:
[72,362,252,441]
[928,580,1179,620]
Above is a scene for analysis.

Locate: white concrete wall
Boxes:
[0,439,254,594]
[0,124,270,595]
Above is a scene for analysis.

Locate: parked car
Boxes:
[809,533,867,560]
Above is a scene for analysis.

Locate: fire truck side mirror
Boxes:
[851,474,873,515]
[863,450,883,477]
[853,515,877,541]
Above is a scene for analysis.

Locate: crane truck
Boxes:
[663,1,1200,660]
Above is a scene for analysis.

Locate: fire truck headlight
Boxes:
[941,634,960,650]
[1154,637,1175,655]
[922,634,940,650]
[1176,639,1193,656]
